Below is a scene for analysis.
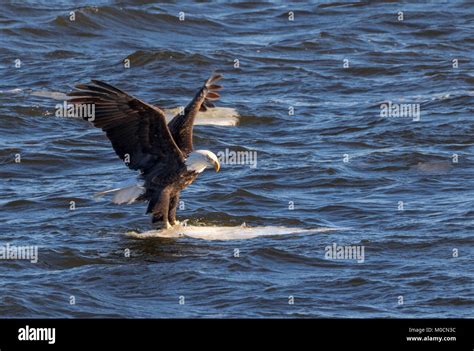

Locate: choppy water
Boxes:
[0,1,473,318]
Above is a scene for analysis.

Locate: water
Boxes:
[0,1,473,318]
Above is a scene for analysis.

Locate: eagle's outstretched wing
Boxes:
[167,73,222,155]
[68,80,184,172]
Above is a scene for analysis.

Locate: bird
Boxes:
[67,73,223,229]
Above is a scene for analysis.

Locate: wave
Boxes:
[124,49,212,67]
[49,6,224,34]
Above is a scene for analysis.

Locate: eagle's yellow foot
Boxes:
[162,221,172,230]
[170,220,180,227]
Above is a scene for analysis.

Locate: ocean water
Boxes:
[0,1,473,318]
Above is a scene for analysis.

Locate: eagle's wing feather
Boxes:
[167,73,222,154]
[68,80,184,172]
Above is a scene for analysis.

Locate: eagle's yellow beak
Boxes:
[213,159,220,173]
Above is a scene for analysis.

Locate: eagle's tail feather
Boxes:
[95,184,145,205]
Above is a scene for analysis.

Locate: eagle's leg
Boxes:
[150,189,172,230]
[168,193,180,226]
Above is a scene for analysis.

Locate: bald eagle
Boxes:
[68,74,223,229]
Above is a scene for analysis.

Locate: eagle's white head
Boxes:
[185,150,220,173]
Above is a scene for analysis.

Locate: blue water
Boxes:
[0,1,473,317]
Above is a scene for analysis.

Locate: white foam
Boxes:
[125,224,341,241]
[30,90,69,100]
[0,88,23,94]
[27,90,240,126]
[164,107,239,126]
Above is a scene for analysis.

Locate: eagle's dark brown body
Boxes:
[141,163,198,225]
[68,74,223,227]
